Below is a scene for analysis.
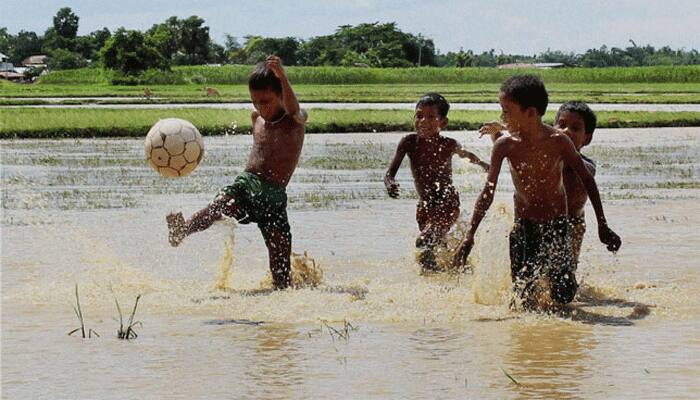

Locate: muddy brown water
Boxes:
[2,128,699,398]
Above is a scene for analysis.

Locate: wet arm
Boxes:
[453,141,505,266]
[384,137,409,197]
[562,138,621,251]
[466,142,505,237]
[266,56,305,122]
[455,145,489,171]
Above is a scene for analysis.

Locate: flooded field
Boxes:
[2,128,700,399]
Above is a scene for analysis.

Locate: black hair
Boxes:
[415,92,450,118]
[556,101,597,134]
[248,62,282,94]
[500,74,548,116]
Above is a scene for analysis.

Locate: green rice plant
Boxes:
[32,65,700,86]
[68,284,99,338]
[114,294,142,340]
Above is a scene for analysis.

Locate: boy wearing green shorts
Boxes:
[167,56,307,289]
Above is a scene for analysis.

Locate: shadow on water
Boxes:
[190,284,369,304]
[204,318,265,326]
[559,285,655,326]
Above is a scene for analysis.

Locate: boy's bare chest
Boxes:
[507,145,563,181]
[409,141,452,165]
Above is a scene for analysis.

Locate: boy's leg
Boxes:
[509,220,539,308]
[546,219,578,304]
[569,216,586,269]
[259,212,292,290]
[167,193,241,247]
[416,203,459,272]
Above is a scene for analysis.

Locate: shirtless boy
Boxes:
[385,93,489,272]
[453,76,620,307]
[167,55,307,289]
[480,101,599,267]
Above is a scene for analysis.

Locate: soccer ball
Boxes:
[145,118,204,178]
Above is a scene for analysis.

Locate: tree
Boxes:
[8,30,43,64]
[296,22,434,67]
[240,36,299,65]
[48,48,87,69]
[53,7,79,40]
[146,18,179,61]
[146,16,212,65]
[176,16,211,65]
[100,28,168,75]
[0,27,11,54]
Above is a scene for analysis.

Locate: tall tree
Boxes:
[101,28,168,75]
[53,7,79,40]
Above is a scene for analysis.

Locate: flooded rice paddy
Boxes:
[2,128,700,398]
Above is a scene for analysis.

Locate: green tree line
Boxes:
[1,7,698,76]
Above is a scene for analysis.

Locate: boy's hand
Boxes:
[480,161,490,172]
[452,235,475,267]
[598,224,622,253]
[266,55,286,79]
[479,121,506,139]
[386,181,400,198]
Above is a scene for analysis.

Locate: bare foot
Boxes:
[166,212,186,247]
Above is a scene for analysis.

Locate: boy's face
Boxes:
[499,92,532,134]
[250,88,284,121]
[556,110,590,150]
[414,105,447,138]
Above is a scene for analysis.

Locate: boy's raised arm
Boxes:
[560,136,621,252]
[453,138,507,267]
[266,55,307,123]
[384,136,410,198]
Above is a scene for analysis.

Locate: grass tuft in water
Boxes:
[114,294,142,340]
[68,284,99,338]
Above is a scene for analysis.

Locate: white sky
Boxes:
[2,0,698,54]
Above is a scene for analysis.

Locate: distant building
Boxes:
[0,71,24,81]
[22,55,48,68]
[0,52,14,72]
[498,62,565,69]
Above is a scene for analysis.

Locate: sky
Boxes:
[1,0,698,54]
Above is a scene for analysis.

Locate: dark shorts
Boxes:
[416,190,460,247]
[217,171,290,243]
[509,217,578,304]
[568,215,586,267]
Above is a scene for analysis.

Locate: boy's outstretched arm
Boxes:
[453,139,507,267]
[479,121,506,143]
[560,136,621,252]
[266,55,307,122]
[384,136,410,198]
[455,145,489,172]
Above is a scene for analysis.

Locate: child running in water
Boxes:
[385,93,490,272]
[453,76,621,309]
[167,56,307,289]
[480,101,599,268]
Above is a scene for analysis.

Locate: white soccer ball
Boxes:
[145,118,204,178]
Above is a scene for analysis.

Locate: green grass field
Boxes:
[35,65,700,85]
[1,108,698,138]
[3,82,700,104]
[2,65,700,104]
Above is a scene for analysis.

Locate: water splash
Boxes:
[470,203,514,305]
[213,220,236,291]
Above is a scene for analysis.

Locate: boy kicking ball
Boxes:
[167,56,307,290]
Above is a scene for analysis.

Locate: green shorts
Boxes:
[217,171,290,242]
